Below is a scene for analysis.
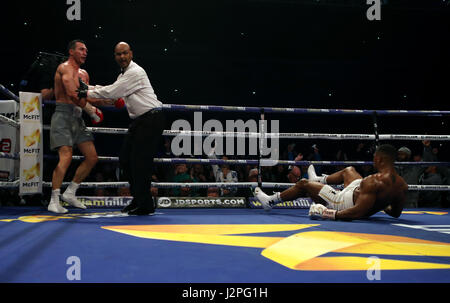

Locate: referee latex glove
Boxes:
[114,98,125,109]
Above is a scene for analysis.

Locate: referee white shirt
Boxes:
[87,60,162,119]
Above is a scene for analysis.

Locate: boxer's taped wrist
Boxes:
[323,209,337,220]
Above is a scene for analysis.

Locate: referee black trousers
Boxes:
[119,109,165,211]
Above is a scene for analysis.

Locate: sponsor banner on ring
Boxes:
[63,196,132,208]
[19,92,43,195]
[68,196,247,208]
[248,197,312,209]
[158,197,247,208]
[0,100,19,181]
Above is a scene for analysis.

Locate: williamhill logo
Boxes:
[249,197,311,209]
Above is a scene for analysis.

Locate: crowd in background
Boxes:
[1,139,449,208]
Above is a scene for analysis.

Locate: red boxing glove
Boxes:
[90,107,104,125]
[115,98,125,109]
[83,103,104,125]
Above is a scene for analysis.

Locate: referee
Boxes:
[78,42,165,215]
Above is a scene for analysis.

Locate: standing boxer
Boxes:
[48,39,110,214]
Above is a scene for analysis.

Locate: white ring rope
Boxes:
[40,125,450,141]
[0,152,19,160]
[161,104,450,116]
[34,155,450,167]
[0,180,20,189]
[1,180,449,191]
[0,114,19,128]
[163,130,450,141]
[1,99,449,195]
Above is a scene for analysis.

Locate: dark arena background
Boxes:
[0,0,450,296]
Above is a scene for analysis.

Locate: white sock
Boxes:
[51,189,60,203]
[65,181,80,196]
[270,192,283,204]
[318,175,328,184]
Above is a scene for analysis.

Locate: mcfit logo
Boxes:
[24,129,41,147]
[102,224,450,271]
[23,96,39,114]
[22,163,40,181]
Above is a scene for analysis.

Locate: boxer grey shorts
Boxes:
[50,103,94,151]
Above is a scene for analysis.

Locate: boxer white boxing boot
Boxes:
[307,165,328,184]
[254,187,282,211]
[61,181,87,209]
[48,189,69,214]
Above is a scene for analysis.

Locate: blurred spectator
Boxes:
[172,164,192,196]
[287,166,301,183]
[293,152,308,179]
[157,138,176,188]
[351,142,372,161]
[348,142,373,177]
[261,166,274,182]
[282,143,298,160]
[95,188,106,196]
[241,168,259,198]
[158,137,175,158]
[118,187,131,196]
[207,187,219,197]
[238,165,252,182]
[191,164,207,182]
[208,150,238,196]
[307,144,322,174]
[413,154,422,162]
[334,149,348,172]
[419,166,443,207]
[212,164,238,196]
[299,165,309,179]
[273,165,288,183]
[189,164,207,196]
[248,168,258,182]
[396,141,434,208]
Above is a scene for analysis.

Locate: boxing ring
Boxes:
[1,88,450,283]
